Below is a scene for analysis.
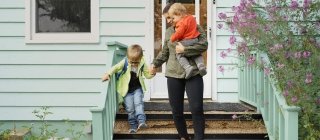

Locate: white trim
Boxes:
[210,0,218,101]
[161,0,167,73]
[25,0,99,43]
[144,0,154,101]
[195,0,200,24]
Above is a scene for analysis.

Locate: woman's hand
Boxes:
[175,42,185,54]
[101,73,110,82]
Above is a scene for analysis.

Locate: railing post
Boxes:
[284,108,299,140]
[90,108,105,140]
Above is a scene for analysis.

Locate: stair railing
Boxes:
[239,52,300,140]
[90,41,127,140]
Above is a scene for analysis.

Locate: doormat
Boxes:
[144,102,255,112]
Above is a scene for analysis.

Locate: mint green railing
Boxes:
[239,52,300,140]
[90,42,127,140]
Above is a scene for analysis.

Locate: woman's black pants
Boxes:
[167,75,205,140]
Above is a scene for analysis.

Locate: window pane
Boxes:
[36,0,91,32]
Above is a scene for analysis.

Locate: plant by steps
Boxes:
[64,119,90,140]
[20,107,89,140]
[231,111,263,128]
[218,0,320,139]
[0,122,10,140]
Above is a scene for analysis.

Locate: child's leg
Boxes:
[194,55,207,76]
[124,92,138,130]
[176,54,194,79]
[132,88,147,128]
[177,38,199,79]
[179,38,198,46]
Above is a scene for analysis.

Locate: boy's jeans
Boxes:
[124,88,146,129]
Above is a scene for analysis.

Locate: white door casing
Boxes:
[146,0,217,100]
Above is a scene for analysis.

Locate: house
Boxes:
[0,0,299,140]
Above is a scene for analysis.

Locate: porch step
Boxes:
[143,100,255,112]
[113,100,268,139]
[113,120,267,139]
[116,110,263,121]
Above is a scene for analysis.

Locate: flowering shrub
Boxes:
[219,0,320,139]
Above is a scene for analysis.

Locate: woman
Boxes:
[149,3,208,140]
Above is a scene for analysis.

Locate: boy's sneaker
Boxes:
[138,123,148,130]
[129,128,137,134]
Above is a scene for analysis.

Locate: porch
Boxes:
[90,42,300,140]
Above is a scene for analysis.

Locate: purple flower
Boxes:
[229,36,237,45]
[303,0,312,10]
[302,51,311,58]
[264,67,271,75]
[283,90,289,97]
[264,25,271,32]
[291,96,298,103]
[227,48,232,53]
[218,65,225,73]
[287,81,293,89]
[220,51,227,59]
[277,63,285,69]
[232,114,238,120]
[217,23,223,29]
[294,51,302,59]
[305,73,312,84]
[233,15,240,23]
[218,12,227,20]
[290,0,299,10]
[237,42,249,54]
[247,56,256,65]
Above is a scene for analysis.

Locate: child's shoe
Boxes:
[129,128,137,134]
[138,123,148,130]
[198,64,207,76]
[185,66,194,79]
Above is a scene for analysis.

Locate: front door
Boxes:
[149,0,214,99]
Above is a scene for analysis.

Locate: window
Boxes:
[26,0,99,43]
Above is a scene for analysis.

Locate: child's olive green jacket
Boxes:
[107,56,154,100]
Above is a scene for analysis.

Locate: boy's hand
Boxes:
[102,73,110,82]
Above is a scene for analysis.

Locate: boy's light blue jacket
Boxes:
[107,56,154,102]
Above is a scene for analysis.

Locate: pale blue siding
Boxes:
[216,0,240,102]
[0,0,148,120]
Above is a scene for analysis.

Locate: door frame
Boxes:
[145,0,217,101]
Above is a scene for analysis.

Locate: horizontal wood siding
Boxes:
[0,0,148,120]
[216,1,239,102]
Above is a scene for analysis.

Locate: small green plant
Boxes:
[64,119,90,140]
[231,111,263,128]
[24,106,59,140]
[0,129,10,140]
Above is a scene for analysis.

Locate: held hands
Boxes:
[101,73,110,82]
[175,42,185,54]
[149,64,157,76]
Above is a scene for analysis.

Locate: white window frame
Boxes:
[25,0,99,43]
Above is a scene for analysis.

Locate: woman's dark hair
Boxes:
[162,3,174,14]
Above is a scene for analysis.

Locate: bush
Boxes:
[218,0,320,139]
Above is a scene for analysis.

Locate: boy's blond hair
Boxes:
[127,44,143,62]
[168,3,187,16]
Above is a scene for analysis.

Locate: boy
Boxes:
[168,3,207,79]
[102,44,154,133]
